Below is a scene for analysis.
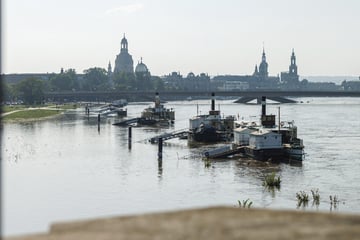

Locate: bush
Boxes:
[263,172,281,188]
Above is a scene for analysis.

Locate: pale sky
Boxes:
[2,0,360,76]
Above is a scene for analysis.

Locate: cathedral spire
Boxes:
[289,49,297,75]
[259,46,268,78]
[108,61,112,72]
[262,47,266,62]
[253,64,259,76]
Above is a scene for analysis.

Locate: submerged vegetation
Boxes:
[330,195,341,211]
[204,158,211,168]
[295,189,344,211]
[263,172,281,188]
[296,191,309,207]
[238,199,253,208]
[311,189,320,206]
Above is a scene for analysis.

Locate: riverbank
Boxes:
[1,104,78,122]
[5,207,360,240]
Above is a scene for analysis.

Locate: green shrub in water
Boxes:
[263,172,281,188]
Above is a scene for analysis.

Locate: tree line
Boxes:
[3,67,165,104]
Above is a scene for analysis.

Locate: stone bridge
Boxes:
[44,90,360,103]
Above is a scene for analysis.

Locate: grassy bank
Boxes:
[2,103,78,113]
[2,109,64,121]
[2,105,27,113]
[55,103,78,110]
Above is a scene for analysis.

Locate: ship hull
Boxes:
[243,147,285,162]
[189,125,222,143]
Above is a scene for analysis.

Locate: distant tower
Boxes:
[107,61,114,87]
[258,48,268,79]
[114,34,134,74]
[289,48,298,75]
[107,61,112,76]
[253,64,259,76]
[280,49,299,86]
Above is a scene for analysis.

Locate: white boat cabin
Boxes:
[249,130,282,150]
[189,114,221,130]
[234,127,255,145]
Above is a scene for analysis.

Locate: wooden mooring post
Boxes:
[158,137,163,160]
[97,114,100,132]
[86,107,90,121]
[128,126,132,149]
[158,137,163,176]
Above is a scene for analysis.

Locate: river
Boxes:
[2,97,360,236]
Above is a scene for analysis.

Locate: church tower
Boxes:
[253,64,259,76]
[107,61,112,76]
[114,34,134,74]
[107,61,114,87]
[289,48,298,75]
[258,48,268,79]
[280,49,299,87]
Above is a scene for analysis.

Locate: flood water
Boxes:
[2,97,360,236]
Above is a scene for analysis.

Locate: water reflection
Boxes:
[158,158,163,179]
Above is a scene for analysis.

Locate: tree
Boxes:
[152,76,164,91]
[83,67,109,91]
[113,72,136,90]
[50,68,78,91]
[15,78,45,104]
[300,79,309,90]
[135,72,152,90]
[3,83,16,102]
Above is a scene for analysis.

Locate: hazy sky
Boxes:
[3,0,360,76]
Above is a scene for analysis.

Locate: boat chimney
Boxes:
[211,92,215,111]
[261,96,266,116]
[260,96,275,128]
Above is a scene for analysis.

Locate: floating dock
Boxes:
[203,145,245,159]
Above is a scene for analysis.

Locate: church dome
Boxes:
[187,72,195,78]
[135,58,148,73]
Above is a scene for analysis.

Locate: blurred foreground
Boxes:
[6,207,360,240]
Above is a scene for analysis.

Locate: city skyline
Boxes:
[2,0,360,76]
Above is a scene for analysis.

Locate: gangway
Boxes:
[113,118,140,126]
[149,129,189,143]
